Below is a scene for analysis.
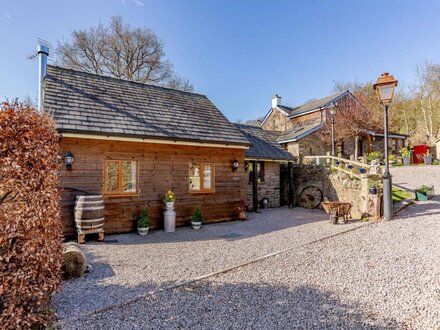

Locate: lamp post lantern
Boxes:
[373,72,398,221]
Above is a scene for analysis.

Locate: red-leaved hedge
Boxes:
[0,102,63,329]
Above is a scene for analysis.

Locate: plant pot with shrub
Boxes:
[191,207,203,229]
[399,147,411,166]
[368,181,379,195]
[164,190,175,208]
[367,151,382,165]
[137,208,151,235]
[388,154,396,165]
[415,185,434,201]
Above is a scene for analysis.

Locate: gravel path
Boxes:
[55,207,367,320]
[391,165,440,191]
[59,196,440,329]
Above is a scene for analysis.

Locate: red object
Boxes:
[413,145,429,164]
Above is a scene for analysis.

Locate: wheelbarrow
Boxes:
[321,202,352,224]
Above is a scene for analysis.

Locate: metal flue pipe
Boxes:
[37,44,49,111]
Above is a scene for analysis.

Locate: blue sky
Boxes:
[1,0,440,121]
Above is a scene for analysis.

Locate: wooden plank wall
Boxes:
[60,137,245,236]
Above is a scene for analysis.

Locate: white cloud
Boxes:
[120,0,143,6]
[132,0,144,6]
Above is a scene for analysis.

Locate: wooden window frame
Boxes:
[104,159,139,196]
[189,162,215,194]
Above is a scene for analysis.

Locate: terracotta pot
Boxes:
[239,211,246,220]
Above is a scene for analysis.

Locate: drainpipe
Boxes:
[288,162,294,208]
[37,44,49,111]
[252,161,259,212]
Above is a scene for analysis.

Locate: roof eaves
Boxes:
[277,124,323,144]
[59,129,251,147]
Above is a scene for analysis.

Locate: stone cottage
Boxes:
[260,92,407,158]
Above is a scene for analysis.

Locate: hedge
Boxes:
[0,102,63,328]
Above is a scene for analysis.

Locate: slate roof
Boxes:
[234,124,294,161]
[261,91,349,127]
[44,65,249,146]
[277,123,323,143]
[284,91,347,118]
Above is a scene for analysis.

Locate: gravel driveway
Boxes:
[57,199,440,330]
[56,166,440,329]
[391,165,440,191]
[55,207,366,321]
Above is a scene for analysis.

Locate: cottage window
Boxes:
[104,160,138,195]
[189,163,214,193]
[249,161,265,183]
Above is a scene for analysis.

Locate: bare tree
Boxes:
[412,61,440,144]
[56,16,194,91]
[319,94,375,159]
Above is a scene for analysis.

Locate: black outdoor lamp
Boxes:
[329,101,339,157]
[232,159,239,172]
[373,72,398,221]
[64,151,74,171]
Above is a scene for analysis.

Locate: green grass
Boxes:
[392,187,413,204]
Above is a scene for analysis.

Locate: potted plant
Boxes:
[191,207,203,229]
[164,190,175,208]
[367,151,382,164]
[388,154,396,165]
[415,185,434,201]
[335,160,341,165]
[399,147,411,166]
[137,208,151,235]
[359,168,366,174]
[346,164,354,170]
[423,152,432,165]
[368,181,379,195]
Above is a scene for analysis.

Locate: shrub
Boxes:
[191,207,203,223]
[137,208,151,228]
[388,154,396,161]
[399,147,411,158]
[0,102,63,328]
[415,185,434,193]
[367,151,382,162]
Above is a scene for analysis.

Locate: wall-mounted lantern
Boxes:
[232,159,239,172]
[64,151,74,171]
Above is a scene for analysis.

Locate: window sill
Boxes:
[189,190,215,194]
[104,193,139,198]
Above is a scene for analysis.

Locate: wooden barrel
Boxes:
[74,195,105,235]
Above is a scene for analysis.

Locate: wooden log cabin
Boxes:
[43,65,250,236]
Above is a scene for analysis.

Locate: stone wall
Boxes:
[261,108,324,132]
[292,165,382,220]
[245,161,281,210]
[284,131,329,157]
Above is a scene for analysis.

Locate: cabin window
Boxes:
[189,163,215,193]
[249,161,265,183]
[104,160,138,195]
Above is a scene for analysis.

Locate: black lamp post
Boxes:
[373,72,398,221]
[329,101,338,157]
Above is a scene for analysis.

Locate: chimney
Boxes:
[37,44,49,111]
[272,94,281,108]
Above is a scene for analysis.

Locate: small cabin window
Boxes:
[104,160,138,195]
[249,161,265,183]
[189,163,215,193]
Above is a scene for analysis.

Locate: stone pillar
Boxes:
[361,175,382,220]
